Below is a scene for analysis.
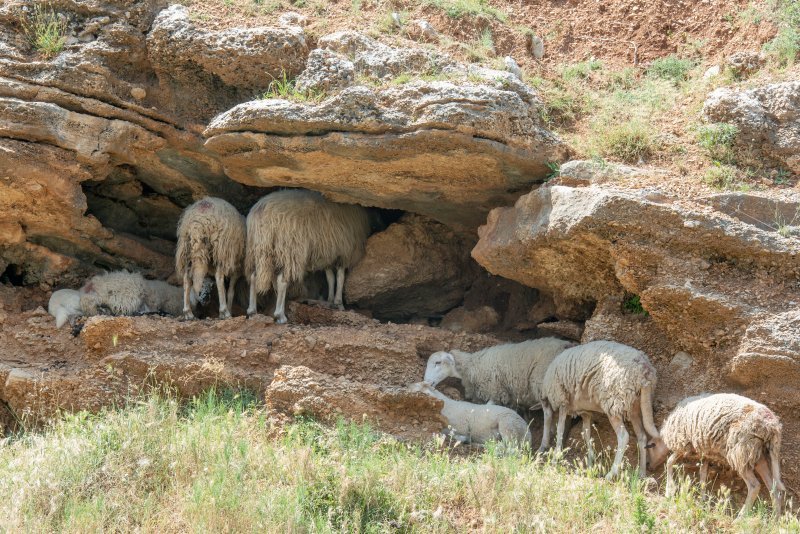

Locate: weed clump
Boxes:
[20,3,67,59]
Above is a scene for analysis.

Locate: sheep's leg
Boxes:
[333,266,346,310]
[665,452,679,497]
[605,415,629,480]
[737,467,761,518]
[273,273,289,324]
[755,456,782,516]
[539,403,553,453]
[182,270,195,320]
[554,409,568,453]
[581,414,594,468]
[629,407,648,478]
[247,272,257,317]
[325,268,335,303]
[226,274,238,314]
[699,460,709,497]
[215,271,231,319]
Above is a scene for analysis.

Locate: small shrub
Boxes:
[697,122,739,164]
[390,72,413,85]
[632,493,656,533]
[622,295,648,316]
[21,3,68,58]
[561,58,603,81]
[763,0,800,66]
[464,28,495,63]
[544,161,560,181]
[423,0,506,22]
[595,119,655,163]
[703,163,740,190]
[646,55,695,83]
[261,70,326,102]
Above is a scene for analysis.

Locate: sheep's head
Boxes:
[198,277,213,305]
[646,437,670,469]
[424,351,459,386]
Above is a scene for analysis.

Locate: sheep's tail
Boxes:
[640,385,660,438]
[768,427,783,487]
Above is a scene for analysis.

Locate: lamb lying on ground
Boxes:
[647,393,785,517]
[48,289,81,328]
[176,197,246,320]
[423,338,575,413]
[245,189,371,324]
[539,340,661,479]
[79,271,210,317]
[409,381,531,450]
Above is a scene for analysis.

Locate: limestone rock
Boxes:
[294,49,355,94]
[556,159,641,186]
[440,306,500,334]
[703,82,800,173]
[345,214,476,319]
[266,365,445,439]
[725,51,765,79]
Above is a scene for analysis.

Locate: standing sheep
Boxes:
[409,381,531,450]
[245,189,371,324]
[539,340,661,479]
[423,338,575,413]
[48,289,81,328]
[647,393,785,517]
[176,197,246,320]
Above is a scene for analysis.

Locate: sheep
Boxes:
[176,197,246,320]
[245,189,371,324]
[539,340,660,479]
[48,289,81,328]
[423,338,576,413]
[647,393,785,517]
[79,270,210,317]
[409,381,531,450]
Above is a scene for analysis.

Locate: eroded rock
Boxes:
[703,82,800,173]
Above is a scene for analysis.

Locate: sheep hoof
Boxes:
[335,303,345,311]
[219,310,232,320]
[275,314,288,325]
[181,312,195,321]
[604,472,617,481]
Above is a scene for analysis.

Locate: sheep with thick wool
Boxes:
[424,338,575,413]
[409,382,531,449]
[245,189,371,324]
[48,289,81,328]
[79,271,208,317]
[176,197,246,320]
[647,393,785,517]
[539,340,661,479]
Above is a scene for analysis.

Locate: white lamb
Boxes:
[48,289,81,328]
[245,189,371,324]
[539,340,661,479]
[647,393,785,517]
[409,381,531,450]
[176,197,246,320]
[423,338,575,413]
[79,271,209,317]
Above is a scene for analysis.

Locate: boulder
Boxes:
[440,305,500,334]
[345,214,475,320]
[703,82,800,173]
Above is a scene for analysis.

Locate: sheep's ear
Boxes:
[442,352,456,365]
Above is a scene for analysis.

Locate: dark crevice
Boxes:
[0,264,25,286]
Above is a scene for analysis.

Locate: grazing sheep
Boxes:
[539,340,660,479]
[176,197,246,320]
[647,393,785,517]
[409,381,531,449]
[79,271,210,317]
[423,338,575,413]
[245,189,371,324]
[48,289,81,328]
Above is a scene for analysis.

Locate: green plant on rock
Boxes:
[261,70,326,103]
[622,294,648,316]
[703,162,741,191]
[696,122,739,164]
[21,3,68,59]
[595,119,655,164]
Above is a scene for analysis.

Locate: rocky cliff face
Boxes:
[1,0,800,502]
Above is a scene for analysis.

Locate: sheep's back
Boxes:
[542,340,655,419]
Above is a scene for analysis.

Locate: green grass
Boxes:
[622,294,648,316]
[763,0,800,66]
[704,162,746,191]
[0,390,797,531]
[261,70,326,103]
[697,122,739,165]
[646,55,695,84]
[423,0,506,22]
[22,3,68,58]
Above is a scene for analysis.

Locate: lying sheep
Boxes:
[539,340,660,479]
[79,271,209,317]
[245,189,371,324]
[48,289,81,328]
[424,338,575,413]
[409,381,531,449]
[176,197,246,319]
[647,393,785,517]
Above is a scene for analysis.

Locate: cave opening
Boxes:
[0,264,25,286]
